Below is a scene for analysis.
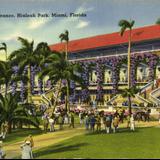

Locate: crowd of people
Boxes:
[0,106,152,159]
[78,109,135,133]
[41,108,75,133]
[20,108,136,159]
[40,106,137,135]
[16,108,136,159]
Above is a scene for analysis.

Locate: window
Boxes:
[92,70,97,83]
[89,73,92,81]
[140,68,143,72]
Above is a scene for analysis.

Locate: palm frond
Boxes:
[18,59,29,74]
[118,19,130,27]
[59,30,69,42]
[18,37,30,48]
[0,42,7,52]
[0,47,5,51]
[118,19,135,36]
[1,43,6,48]
[130,20,135,28]
[13,116,39,128]
[122,87,139,98]
[120,26,126,36]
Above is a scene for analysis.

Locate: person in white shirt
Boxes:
[21,141,33,159]
[79,112,83,124]
[130,114,135,131]
[49,118,55,132]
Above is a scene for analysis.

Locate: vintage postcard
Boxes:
[0,0,160,159]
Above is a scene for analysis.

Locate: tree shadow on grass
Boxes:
[3,128,43,144]
[33,142,89,158]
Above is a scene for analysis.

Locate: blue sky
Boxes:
[0,0,160,57]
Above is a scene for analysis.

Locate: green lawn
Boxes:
[4,128,43,145]
[4,114,80,145]
[33,126,160,159]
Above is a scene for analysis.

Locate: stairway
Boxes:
[31,85,61,115]
[32,91,53,107]
[106,81,155,108]
[0,85,61,115]
[107,94,149,108]
[150,81,160,106]
[135,81,154,106]
[140,79,160,106]
[107,95,119,105]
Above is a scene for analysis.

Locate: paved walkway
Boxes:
[4,127,86,159]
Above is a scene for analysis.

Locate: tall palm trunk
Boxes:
[65,42,70,112]
[128,95,131,116]
[128,29,132,117]
[27,64,32,103]
[66,80,70,112]
[65,42,68,61]
[53,79,62,112]
[7,121,12,134]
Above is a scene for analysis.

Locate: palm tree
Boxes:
[59,30,69,60]
[156,18,160,24]
[40,52,83,112]
[9,37,50,103]
[122,87,139,100]
[0,93,39,133]
[122,87,139,115]
[119,19,135,116]
[59,30,70,111]
[35,42,52,92]
[0,43,7,61]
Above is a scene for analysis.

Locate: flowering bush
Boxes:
[110,56,125,95]
[31,65,36,94]
[69,80,76,103]
[11,66,19,95]
[20,66,28,102]
[37,67,43,94]
[72,52,159,102]
[96,59,104,102]
[80,62,90,103]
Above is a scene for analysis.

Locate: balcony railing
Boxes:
[69,42,160,61]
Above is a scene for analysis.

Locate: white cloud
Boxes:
[76,6,94,13]
[76,20,90,29]
[28,18,50,29]
[0,32,22,42]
